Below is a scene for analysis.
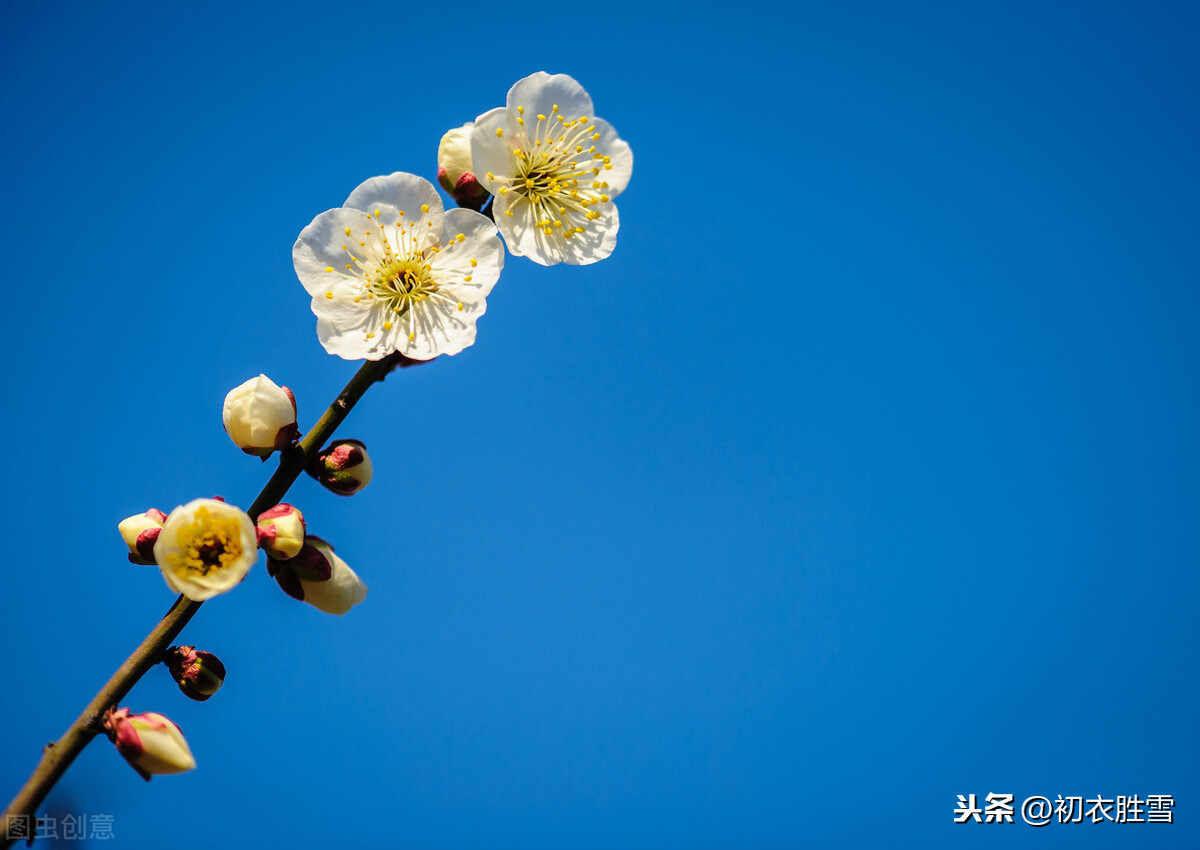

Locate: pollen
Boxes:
[164,507,245,579]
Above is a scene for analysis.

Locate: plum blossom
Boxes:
[471,72,632,265]
[293,173,504,361]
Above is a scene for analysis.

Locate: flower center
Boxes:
[369,255,439,314]
[166,507,244,578]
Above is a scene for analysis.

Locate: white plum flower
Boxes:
[471,72,632,266]
[154,498,258,601]
[293,173,504,361]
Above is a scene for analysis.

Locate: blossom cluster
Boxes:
[104,71,630,786]
[296,71,631,362]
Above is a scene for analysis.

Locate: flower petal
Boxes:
[431,207,505,298]
[344,172,444,235]
[293,207,378,297]
[590,117,633,197]
[506,72,594,133]
[470,107,515,195]
[492,191,619,266]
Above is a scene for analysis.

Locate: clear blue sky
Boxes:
[2,1,1198,848]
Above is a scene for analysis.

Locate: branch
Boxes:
[2,357,391,846]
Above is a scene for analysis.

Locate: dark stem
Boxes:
[1,357,390,847]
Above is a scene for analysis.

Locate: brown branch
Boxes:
[1,357,390,847]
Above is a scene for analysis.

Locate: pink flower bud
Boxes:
[308,439,373,496]
[267,537,367,615]
[222,375,300,458]
[256,503,307,560]
[117,508,167,565]
[437,122,491,211]
[105,708,196,781]
[164,645,226,701]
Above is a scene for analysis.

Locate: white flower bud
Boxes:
[267,537,367,615]
[256,503,307,560]
[117,508,167,565]
[437,122,490,211]
[222,375,299,457]
[155,498,257,601]
[107,708,196,780]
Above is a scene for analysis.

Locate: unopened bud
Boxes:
[117,508,167,565]
[267,537,367,615]
[308,439,373,496]
[256,503,307,560]
[222,374,299,458]
[105,708,196,781]
[437,123,490,211]
[164,645,226,701]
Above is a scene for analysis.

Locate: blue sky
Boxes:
[2,1,1198,847]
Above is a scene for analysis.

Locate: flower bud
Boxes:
[437,122,490,211]
[164,645,226,701]
[105,708,196,781]
[308,439,372,496]
[256,503,307,560]
[155,498,258,601]
[267,537,367,615]
[117,508,167,565]
[222,375,299,458]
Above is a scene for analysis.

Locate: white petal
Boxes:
[431,208,504,297]
[470,107,517,194]
[343,172,444,235]
[397,294,479,359]
[314,304,387,361]
[491,191,619,266]
[506,72,594,132]
[300,550,367,615]
[293,208,377,297]
[132,716,196,774]
[590,118,633,197]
